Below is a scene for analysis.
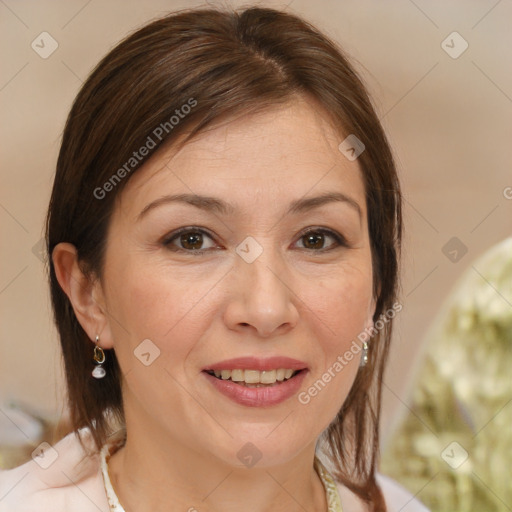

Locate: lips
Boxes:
[202,356,308,372]
[202,367,308,407]
[201,356,309,406]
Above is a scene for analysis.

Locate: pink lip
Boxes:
[203,356,308,372]
[202,369,308,407]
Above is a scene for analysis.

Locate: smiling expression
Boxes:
[95,95,376,467]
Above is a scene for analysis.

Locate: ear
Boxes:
[52,242,114,349]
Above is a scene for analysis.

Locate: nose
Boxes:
[222,246,300,338]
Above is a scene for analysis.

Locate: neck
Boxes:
[107,415,328,512]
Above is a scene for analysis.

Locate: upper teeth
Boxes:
[212,369,296,384]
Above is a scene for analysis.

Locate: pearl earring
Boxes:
[92,335,106,379]
[360,340,369,367]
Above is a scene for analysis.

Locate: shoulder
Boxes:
[0,428,109,512]
[334,473,430,512]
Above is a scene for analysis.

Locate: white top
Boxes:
[0,427,429,512]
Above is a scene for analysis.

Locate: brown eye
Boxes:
[163,227,217,253]
[302,232,325,249]
[296,229,346,251]
[180,232,204,250]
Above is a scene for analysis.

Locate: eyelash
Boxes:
[161,226,348,255]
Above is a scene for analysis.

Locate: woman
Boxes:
[0,6,428,512]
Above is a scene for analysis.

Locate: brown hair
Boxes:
[45,6,401,510]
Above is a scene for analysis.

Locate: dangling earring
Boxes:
[92,335,106,379]
[360,340,369,367]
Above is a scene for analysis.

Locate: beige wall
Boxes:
[1,0,511,441]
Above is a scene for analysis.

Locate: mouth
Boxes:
[203,368,304,388]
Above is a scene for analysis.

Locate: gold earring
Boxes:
[92,335,106,379]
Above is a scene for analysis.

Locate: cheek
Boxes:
[295,268,372,428]
[302,264,371,373]
[105,260,216,359]
[305,265,373,344]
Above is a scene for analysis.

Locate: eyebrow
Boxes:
[137,191,362,221]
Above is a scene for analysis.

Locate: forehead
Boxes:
[116,97,367,220]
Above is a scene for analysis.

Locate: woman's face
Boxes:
[97,96,375,467]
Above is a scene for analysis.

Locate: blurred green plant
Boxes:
[381,237,512,511]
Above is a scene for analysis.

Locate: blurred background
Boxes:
[1,1,511,510]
